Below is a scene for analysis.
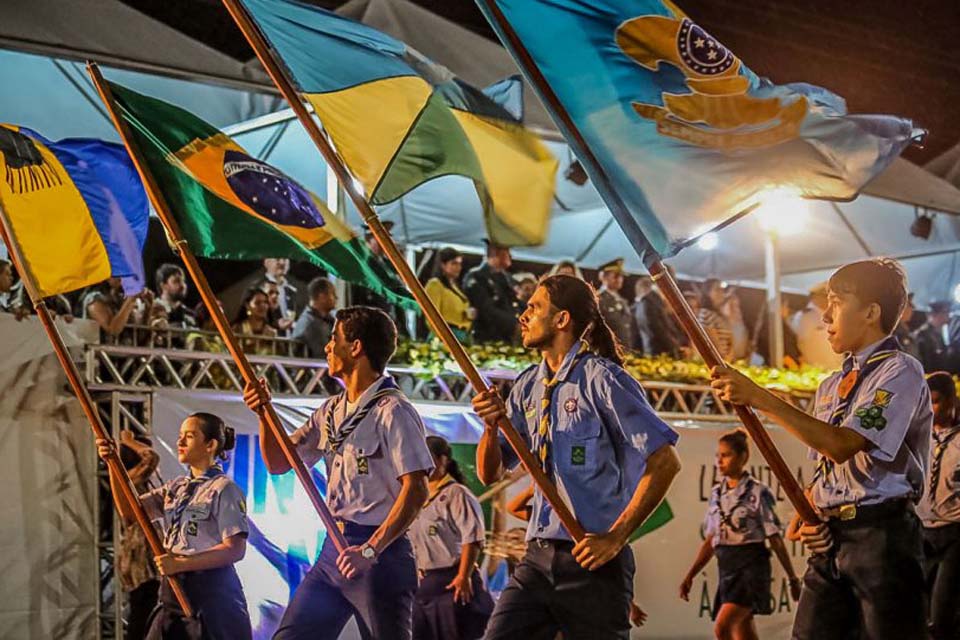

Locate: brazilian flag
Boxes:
[107,81,414,309]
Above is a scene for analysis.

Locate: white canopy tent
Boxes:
[225,0,960,307]
[4,0,960,307]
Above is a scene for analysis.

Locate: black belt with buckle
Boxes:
[820,498,912,523]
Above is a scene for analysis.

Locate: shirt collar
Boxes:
[848,335,894,370]
[722,471,752,497]
[537,341,587,384]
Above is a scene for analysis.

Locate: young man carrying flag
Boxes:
[472,275,681,639]
[711,259,931,640]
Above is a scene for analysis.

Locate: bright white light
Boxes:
[953,283,960,304]
[697,232,719,251]
[351,177,365,196]
[755,188,809,235]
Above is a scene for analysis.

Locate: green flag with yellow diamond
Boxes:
[108,80,415,309]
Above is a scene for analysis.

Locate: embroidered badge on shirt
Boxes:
[570,445,586,465]
[356,454,369,475]
[238,499,247,514]
[186,521,198,536]
[563,398,578,413]
[428,523,439,536]
[855,389,894,431]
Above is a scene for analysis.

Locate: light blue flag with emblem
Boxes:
[477,0,922,262]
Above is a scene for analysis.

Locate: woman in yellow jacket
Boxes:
[425,247,475,343]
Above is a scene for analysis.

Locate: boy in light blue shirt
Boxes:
[711,258,931,640]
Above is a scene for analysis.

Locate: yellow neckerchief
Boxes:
[425,474,456,507]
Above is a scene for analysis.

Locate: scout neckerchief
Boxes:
[165,465,223,548]
[811,336,900,486]
[535,342,588,530]
[929,425,960,504]
[424,474,456,509]
[716,472,753,538]
[324,376,401,453]
[537,342,588,475]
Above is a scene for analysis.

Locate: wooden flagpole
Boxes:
[85,62,349,554]
[0,207,195,616]
[221,0,587,541]
[477,0,819,525]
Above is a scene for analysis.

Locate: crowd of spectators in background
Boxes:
[1,240,958,377]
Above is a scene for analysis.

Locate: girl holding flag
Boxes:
[97,413,251,640]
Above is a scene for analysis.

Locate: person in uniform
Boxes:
[243,306,433,640]
[349,221,407,335]
[97,413,252,640]
[679,429,800,640]
[710,258,932,640]
[472,274,682,639]
[596,258,636,351]
[918,372,960,639]
[463,240,519,344]
[409,436,494,640]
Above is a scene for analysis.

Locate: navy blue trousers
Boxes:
[273,523,418,640]
[923,523,960,640]
[483,539,634,640]
[791,505,925,640]
[146,566,251,640]
[413,565,494,640]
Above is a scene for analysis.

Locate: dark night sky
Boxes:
[122,0,960,164]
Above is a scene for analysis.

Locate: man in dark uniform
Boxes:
[632,275,680,357]
[349,220,408,336]
[462,240,518,344]
[597,258,636,350]
[914,300,951,372]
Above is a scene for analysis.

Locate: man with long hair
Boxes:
[472,275,681,639]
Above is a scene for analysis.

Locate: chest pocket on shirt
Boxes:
[553,398,601,474]
[342,428,382,479]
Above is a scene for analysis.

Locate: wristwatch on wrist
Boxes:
[360,544,377,561]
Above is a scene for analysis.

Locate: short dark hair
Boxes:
[188,412,236,461]
[828,258,907,334]
[926,371,956,400]
[718,428,749,456]
[307,277,334,299]
[155,263,183,288]
[335,306,397,373]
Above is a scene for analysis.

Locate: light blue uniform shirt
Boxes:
[291,375,435,526]
[703,473,782,547]
[810,339,932,509]
[501,344,679,541]
[141,471,249,555]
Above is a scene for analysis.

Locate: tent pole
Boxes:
[0,204,195,617]
[765,232,784,367]
[86,61,349,554]
[222,0,587,541]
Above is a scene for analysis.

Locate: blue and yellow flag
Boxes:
[0,125,149,296]
[477,0,921,261]
[238,0,558,247]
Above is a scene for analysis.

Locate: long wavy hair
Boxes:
[539,274,624,365]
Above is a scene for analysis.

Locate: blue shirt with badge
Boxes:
[703,473,782,547]
[291,375,435,526]
[809,337,932,509]
[501,342,679,541]
[141,466,249,555]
